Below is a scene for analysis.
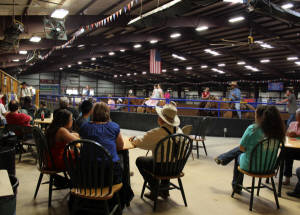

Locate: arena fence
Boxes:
[39,94,291,119]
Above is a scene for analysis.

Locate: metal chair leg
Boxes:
[48,175,53,207]
[271,177,280,209]
[34,173,44,199]
[178,178,188,207]
[249,177,255,211]
[141,181,147,199]
[196,141,199,159]
[257,178,262,196]
[202,140,208,156]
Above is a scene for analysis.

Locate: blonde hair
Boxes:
[93,102,110,122]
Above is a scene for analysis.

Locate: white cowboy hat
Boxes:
[155,104,180,127]
[230,81,238,86]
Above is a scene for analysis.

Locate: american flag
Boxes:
[150,49,161,74]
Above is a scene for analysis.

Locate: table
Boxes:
[34,118,53,130]
[278,136,300,197]
[0,170,13,197]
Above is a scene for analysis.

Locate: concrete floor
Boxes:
[15,129,300,215]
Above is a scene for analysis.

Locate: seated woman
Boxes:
[79,102,134,208]
[46,109,80,171]
[214,106,285,193]
[283,108,300,185]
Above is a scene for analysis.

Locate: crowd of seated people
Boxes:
[6,100,32,127]
[54,97,79,120]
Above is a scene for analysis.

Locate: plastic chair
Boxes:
[140,134,192,211]
[64,139,122,215]
[232,138,282,211]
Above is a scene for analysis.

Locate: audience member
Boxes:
[0,101,7,125]
[130,103,183,200]
[35,101,51,119]
[287,167,300,198]
[283,108,300,185]
[80,102,134,208]
[46,109,79,171]
[54,97,79,120]
[6,100,31,127]
[75,100,93,131]
[214,106,285,193]
[22,96,36,120]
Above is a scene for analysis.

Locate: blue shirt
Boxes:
[229,88,241,101]
[80,121,120,162]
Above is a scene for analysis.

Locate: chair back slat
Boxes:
[182,125,193,135]
[64,139,114,198]
[249,138,282,174]
[153,134,192,177]
[32,126,55,170]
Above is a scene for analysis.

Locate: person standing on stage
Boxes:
[19,82,32,106]
[202,87,210,99]
[229,82,242,119]
[278,87,297,126]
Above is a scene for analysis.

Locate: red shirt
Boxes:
[202,91,210,99]
[6,112,31,127]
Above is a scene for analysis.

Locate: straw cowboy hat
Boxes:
[230,81,238,86]
[155,103,180,127]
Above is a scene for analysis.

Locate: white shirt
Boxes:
[0,103,7,120]
[19,87,31,98]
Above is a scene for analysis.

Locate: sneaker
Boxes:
[214,157,223,165]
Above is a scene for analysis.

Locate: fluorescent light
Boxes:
[59,67,63,70]
[186,66,193,70]
[173,68,179,71]
[127,73,131,76]
[223,0,243,3]
[51,9,69,19]
[204,49,220,56]
[30,36,41,43]
[78,44,85,48]
[287,57,298,61]
[134,44,142,48]
[120,49,125,52]
[78,61,82,65]
[91,57,96,61]
[229,16,245,23]
[128,0,182,25]
[150,40,158,44]
[211,68,225,74]
[162,69,167,73]
[172,53,186,61]
[19,50,27,55]
[218,63,226,67]
[170,33,181,39]
[120,74,123,77]
[68,65,71,68]
[255,41,274,49]
[237,61,245,65]
[134,73,137,75]
[295,61,300,66]
[142,71,147,75]
[245,65,259,72]
[114,75,118,78]
[196,26,208,32]
[281,3,293,10]
[12,59,19,62]
[80,28,84,33]
[109,52,115,56]
[260,59,270,63]
[201,65,208,68]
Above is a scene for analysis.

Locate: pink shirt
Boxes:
[288,121,300,136]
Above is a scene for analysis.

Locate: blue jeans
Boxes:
[235,103,241,119]
[217,146,244,189]
[287,113,296,127]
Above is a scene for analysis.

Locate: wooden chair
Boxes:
[32,127,67,207]
[5,124,35,162]
[232,138,282,211]
[189,117,210,159]
[140,134,192,211]
[64,139,123,215]
[182,125,193,135]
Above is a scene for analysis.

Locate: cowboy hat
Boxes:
[155,104,180,127]
[230,81,238,86]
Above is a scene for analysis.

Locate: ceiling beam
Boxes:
[23,0,33,16]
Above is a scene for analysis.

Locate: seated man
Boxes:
[21,96,36,120]
[130,103,182,200]
[6,100,31,127]
[35,101,51,119]
[283,108,300,185]
[287,167,300,198]
[74,100,93,131]
[54,97,79,120]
